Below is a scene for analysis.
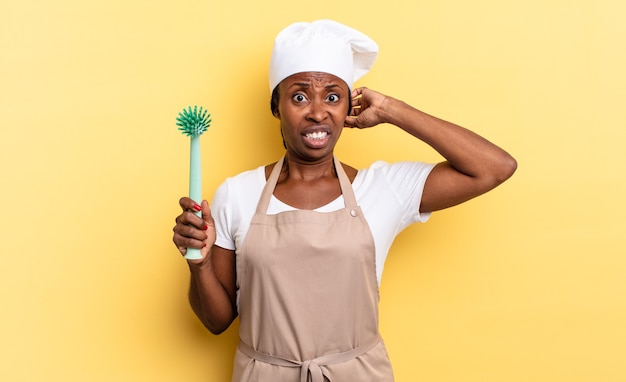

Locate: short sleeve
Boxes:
[370,160,436,226]
[211,179,236,251]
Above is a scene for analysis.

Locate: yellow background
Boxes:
[2,0,625,381]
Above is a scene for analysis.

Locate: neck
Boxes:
[282,153,336,182]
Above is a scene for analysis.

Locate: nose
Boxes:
[305,99,327,123]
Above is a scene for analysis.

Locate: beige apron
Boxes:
[232,155,394,382]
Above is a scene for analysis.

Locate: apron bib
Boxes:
[232,155,394,382]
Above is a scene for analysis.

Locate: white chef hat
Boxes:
[269,19,378,92]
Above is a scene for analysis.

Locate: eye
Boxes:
[292,93,307,103]
[326,94,339,103]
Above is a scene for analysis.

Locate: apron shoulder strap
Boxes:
[255,155,285,214]
[333,156,358,208]
[255,154,358,214]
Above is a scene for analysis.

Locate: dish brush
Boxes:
[176,105,211,260]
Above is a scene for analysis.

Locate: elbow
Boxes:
[475,153,517,192]
[201,310,237,335]
[493,153,518,185]
[503,154,518,181]
[207,325,228,336]
[202,315,235,335]
[190,300,236,335]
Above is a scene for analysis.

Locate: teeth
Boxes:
[306,131,327,140]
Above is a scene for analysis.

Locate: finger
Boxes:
[179,196,202,212]
[351,87,364,98]
[348,105,360,119]
[177,210,206,228]
[173,219,208,244]
[173,232,207,252]
[177,221,208,239]
[344,116,358,128]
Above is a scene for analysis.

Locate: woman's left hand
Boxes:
[344,87,390,129]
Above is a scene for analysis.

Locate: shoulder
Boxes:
[337,162,358,183]
[222,165,266,188]
[354,160,437,225]
[213,165,267,206]
[353,160,436,209]
[356,160,436,183]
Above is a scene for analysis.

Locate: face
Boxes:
[275,72,350,162]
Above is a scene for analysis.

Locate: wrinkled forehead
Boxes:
[279,71,350,91]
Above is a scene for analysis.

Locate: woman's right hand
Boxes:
[173,197,237,334]
[172,197,216,262]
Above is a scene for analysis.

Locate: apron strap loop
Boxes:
[238,335,381,382]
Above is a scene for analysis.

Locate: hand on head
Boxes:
[344,87,390,129]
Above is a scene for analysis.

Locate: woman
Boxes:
[173,20,516,382]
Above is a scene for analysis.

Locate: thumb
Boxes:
[201,200,214,225]
[199,200,216,260]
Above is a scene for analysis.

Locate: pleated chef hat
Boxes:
[269,19,378,92]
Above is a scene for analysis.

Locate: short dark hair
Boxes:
[270,87,281,117]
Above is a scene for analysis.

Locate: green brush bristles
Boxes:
[176,105,211,137]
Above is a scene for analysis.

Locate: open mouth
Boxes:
[301,128,332,148]
[305,131,328,140]
[300,126,333,149]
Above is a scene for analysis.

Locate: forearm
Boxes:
[187,252,237,334]
[382,97,516,182]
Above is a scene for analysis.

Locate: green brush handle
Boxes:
[186,135,203,260]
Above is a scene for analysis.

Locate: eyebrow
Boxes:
[288,82,311,89]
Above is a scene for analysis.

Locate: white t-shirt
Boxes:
[212,160,436,287]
